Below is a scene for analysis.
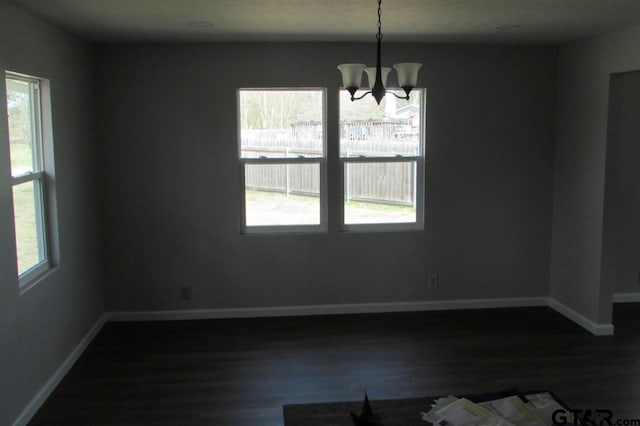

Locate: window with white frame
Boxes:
[340,88,425,230]
[5,72,55,286]
[238,89,326,233]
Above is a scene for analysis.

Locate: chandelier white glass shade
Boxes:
[337,0,422,105]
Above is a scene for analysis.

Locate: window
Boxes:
[5,72,56,287]
[238,89,326,233]
[340,88,425,230]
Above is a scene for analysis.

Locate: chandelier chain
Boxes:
[376,0,383,40]
[336,0,420,104]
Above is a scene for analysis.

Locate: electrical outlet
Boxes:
[181,286,192,300]
[427,273,439,289]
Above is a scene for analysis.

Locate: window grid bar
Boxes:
[11,171,44,185]
[340,156,420,164]
[240,157,324,165]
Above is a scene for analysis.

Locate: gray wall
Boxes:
[603,71,640,299]
[95,43,557,312]
[551,25,640,326]
[0,1,104,424]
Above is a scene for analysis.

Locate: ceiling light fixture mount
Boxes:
[338,0,422,105]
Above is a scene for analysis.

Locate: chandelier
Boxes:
[337,0,422,105]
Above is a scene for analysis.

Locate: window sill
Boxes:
[19,265,58,296]
[241,225,328,235]
[341,223,424,233]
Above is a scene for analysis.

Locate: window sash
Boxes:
[7,74,43,175]
[340,157,424,231]
[339,88,424,159]
[11,173,49,282]
[238,88,325,160]
[240,158,327,233]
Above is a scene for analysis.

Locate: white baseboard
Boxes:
[613,293,640,303]
[548,298,614,336]
[107,297,549,322]
[110,297,614,336]
[13,295,618,426]
[12,313,108,426]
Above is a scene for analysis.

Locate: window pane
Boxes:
[6,77,38,176]
[344,161,417,224]
[12,180,46,275]
[245,163,320,226]
[340,89,421,157]
[239,90,324,158]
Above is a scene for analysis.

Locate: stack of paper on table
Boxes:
[421,392,569,426]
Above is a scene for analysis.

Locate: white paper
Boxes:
[434,398,505,425]
[524,392,571,423]
[421,392,568,426]
[478,396,542,425]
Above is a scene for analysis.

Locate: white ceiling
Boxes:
[9,0,640,44]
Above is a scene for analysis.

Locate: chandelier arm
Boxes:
[389,91,410,101]
[350,90,373,101]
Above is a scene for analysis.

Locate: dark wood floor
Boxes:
[29,304,640,425]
